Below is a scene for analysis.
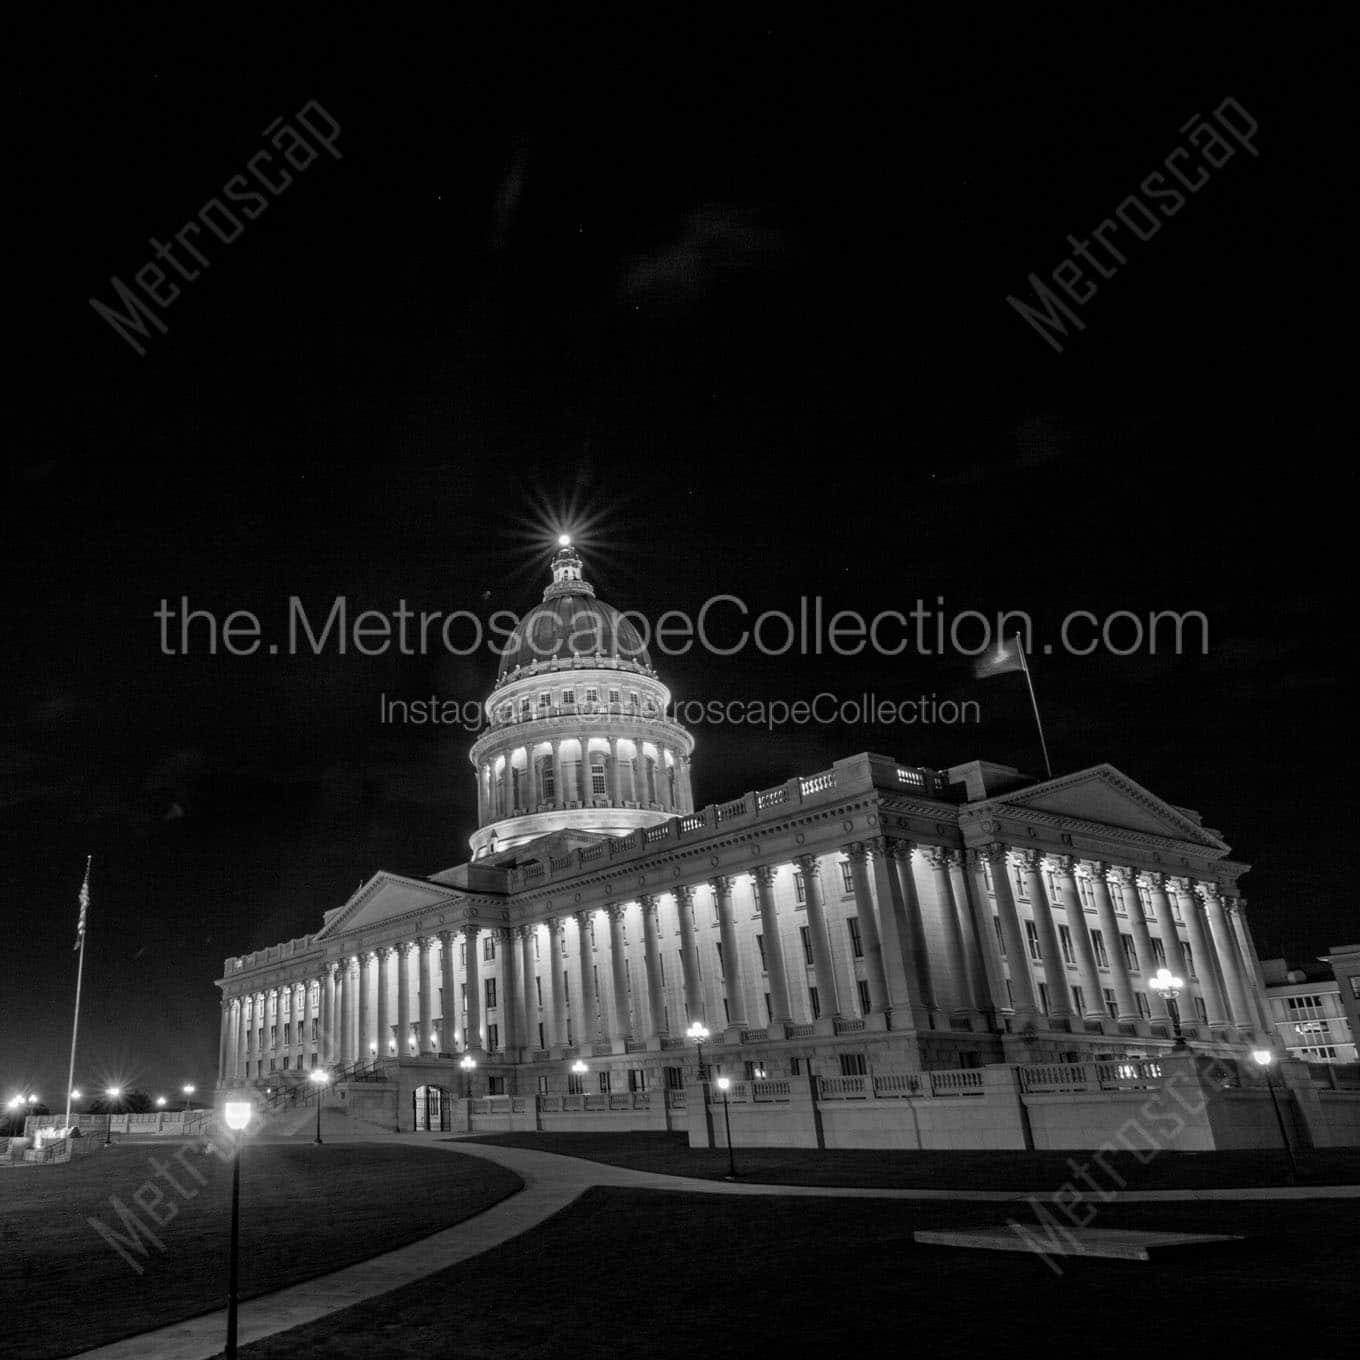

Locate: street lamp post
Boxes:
[182,1084,196,1112]
[715,1076,738,1179]
[1149,968,1189,1050]
[686,1020,710,1081]
[222,1101,254,1360]
[570,1059,588,1095]
[104,1087,121,1146]
[460,1054,477,1100]
[1252,1049,1299,1181]
[309,1069,330,1144]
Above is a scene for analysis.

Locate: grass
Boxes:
[233,1187,1359,1358]
[456,1130,1360,1189]
[0,1142,521,1360]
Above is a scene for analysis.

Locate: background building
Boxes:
[1260,953,1359,1064]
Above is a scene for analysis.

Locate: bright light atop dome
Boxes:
[557,534,571,547]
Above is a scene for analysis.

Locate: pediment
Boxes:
[987,765,1229,851]
[314,872,462,940]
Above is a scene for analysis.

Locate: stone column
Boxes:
[710,876,747,1034]
[551,742,564,809]
[519,925,538,1050]
[985,846,1038,1025]
[568,911,597,1047]
[463,925,482,1052]
[929,847,979,1020]
[417,937,434,1055]
[357,952,374,1061]
[609,737,622,804]
[1018,852,1073,1022]
[1172,879,1228,1028]
[296,981,308,1066]
[396,942,412,1056]
[218,1002,230,1080]
[640,894,668,1042]
[369,947,387,1058]
[657,750,670,809]
[954,850,1006,1023]
[795,854,841,1028]
[890,841,939,1022]
[1200,883,1255,1033]
[843,843,889,1022]
[867,837,919,1016]
[1053,857,1107,1024]
[752,866,792,1027]
[546,916,568,1051]
[527,747,540,811]
[1228,898,1273,1035]
[336,968,352,1064]
[675,885,703,1026]
[1114,868,1170,1026]
[606,904,633,1046]
[438,930,458,1054]
[321,966,336,1063]
[499,925,518,1055]
[1086,862,1139,1026]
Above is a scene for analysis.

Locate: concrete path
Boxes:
[67,1136,1360,1360]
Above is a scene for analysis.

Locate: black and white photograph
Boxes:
[4,10,1356,1358]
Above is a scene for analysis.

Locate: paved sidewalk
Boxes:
[68,1136,1360,1360]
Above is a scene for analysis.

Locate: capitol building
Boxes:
[215,542,1291,1143]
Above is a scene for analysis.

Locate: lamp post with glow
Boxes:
[103,1087,121,1145]
[686,1021,710,1081]
[460,1054,477,1099]
[222,1100,254,1360]
[309,1068,330,1144]
[1252,1049,1298,1181]
[155,1096,167,1110]
[715,1076,738,1179]
[1149,968,1189,1050]
[182,1083,196,1111]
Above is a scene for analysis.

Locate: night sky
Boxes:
[6,14,1352,1103]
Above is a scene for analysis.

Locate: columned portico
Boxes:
[1114,869,1171,1028]
[1054,856,1108,1027]
[640,894,668,1044]
[929,847,979,1024]
[1085,861,1141,1030]
[890,841,938,1025]
[1171,877,1228,1029]
[843,844,889,1027]
[752,866,792,1028]
[796,854,840,1031]
[574,910,601,1046]
[711,876,745,1038]
[416,937,434,1056]
[606,904,632,1050]
[463,924,482,1054]
[1200,882,1256,1036]
[1019,851,1073,1025]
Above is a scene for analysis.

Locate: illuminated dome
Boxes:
[496,547,651,680]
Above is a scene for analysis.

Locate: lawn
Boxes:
[0,1143,521,1359]
[457,1130,1360,1189]
[232,1187,1359,1358]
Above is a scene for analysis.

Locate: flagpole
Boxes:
[1015,635,1054,780]
[63,856,91,1130]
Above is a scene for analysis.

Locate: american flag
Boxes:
[74,856,91,951]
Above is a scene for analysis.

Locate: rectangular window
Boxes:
[538,1075,550,1094]
[800,925,814,966]
[538,1021,544,1049]
[563,971,570,1006]
[460,942,467,966]
[565,1070,582,1095]
[857,979,871,1014]
[627,1068,647,1093]
[485,978,497,1010]
[755,933,767,970]
[562,688,575,705]
[794,871,806,904]
[1135,992,1151,1020]
[533,933,540,960]
[839,1053,868,1076]
[722,996,730,1023]
[538,691,550,710]
[1059,924,1075,964]
[1194,996,1208,1023]
[484,935,496,961]
[585,687,599,705]
[839,861,855,895]
[591,763,607,796]
[311,1017,319,1041]
[1151,936,1167,968]
[790,1058,802,1076]
[1182,941,1196,978]
[1071,984,1085,1014]
[1091,930,1109,969]
[270,1024,277,1045]
[994,916,1006,957]
[764,992,772,1021]
[1037,981,1051,1014]
[487,1023,499,1050]
[534,976,543,1007]
[598,1071,611,1094]
[809,985,821,1020]
[1103,988,1119,1020]
[664,1066,684,1090]
[847,917,864,958]
[282,1055,290,1070]
[715,942,725,978]
[461,982,467,1014]
[1121,933,1138,972]
[1025,920,1042,961]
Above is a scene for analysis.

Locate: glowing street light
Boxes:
[715,1076,738,1180]
[309,1068,330,1145]
[1251,1049,1298,1181]
[182,1083,196,1111]
[686,1021,710,1080]
[1149,968,1188,1048]
[155,1096,167,1109]
[104,1087,122,1146]
[459,1054,477,1099]
[222,1100,254,1359]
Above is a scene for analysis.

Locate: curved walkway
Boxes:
[69,1135,1360,1360]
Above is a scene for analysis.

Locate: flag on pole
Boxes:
[74,856,91,951]
[974,635,1026,679]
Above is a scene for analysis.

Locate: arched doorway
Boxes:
[413,1084,449,1132]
